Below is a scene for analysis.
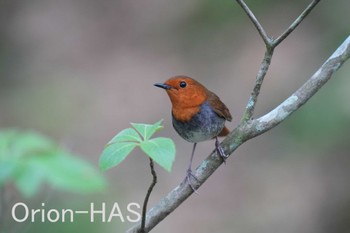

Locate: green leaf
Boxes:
[13,149,107,198]
[13,150,106,198]
[14,164,45,197]
[0,129,56,192]
[100,128,141,170]
[0,129,106,197]
[31,151,106,195]
[108,128,142,144]
[140,137,176,172]
[0,129,54,159]
[99,120,176,172]
[100,142,137,170]
[0,160,17,186]
[0,130,18,157]
[131,120,163,141]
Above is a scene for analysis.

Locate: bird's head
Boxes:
[154,76,208,109]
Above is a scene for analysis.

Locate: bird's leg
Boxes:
[215,137,228,163]
[185,143,199,193]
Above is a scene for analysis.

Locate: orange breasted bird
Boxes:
[154,76,232,191]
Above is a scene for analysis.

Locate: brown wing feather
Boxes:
[207,91,232,121]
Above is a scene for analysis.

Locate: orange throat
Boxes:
[172,106,201,122]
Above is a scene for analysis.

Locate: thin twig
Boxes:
[140,158,157,233]
[240,0,320,122]
[235,0,271,46]
[273,0,321,46]
[241,47,274,122]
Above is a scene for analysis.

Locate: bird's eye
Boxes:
[179,81,187,88]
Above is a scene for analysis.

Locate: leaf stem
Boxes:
[140,158,157,233]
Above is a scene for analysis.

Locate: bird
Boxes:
[154,75,232,191]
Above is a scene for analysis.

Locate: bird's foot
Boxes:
[215,139,228,164]
[185,169,200,194]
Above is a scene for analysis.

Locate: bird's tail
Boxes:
[218,126,230,137]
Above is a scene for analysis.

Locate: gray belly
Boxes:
[172,101,225,143]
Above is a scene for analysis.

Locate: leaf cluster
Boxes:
[0,129,106,197]
[99,120,176,172]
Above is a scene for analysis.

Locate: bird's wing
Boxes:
[207,91,232,121]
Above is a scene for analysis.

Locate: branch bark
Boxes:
[249,35,350,137]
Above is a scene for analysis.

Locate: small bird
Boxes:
[154,76,232,191]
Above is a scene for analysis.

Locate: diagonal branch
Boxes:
[249,35,350,137]
[126,35,350,233]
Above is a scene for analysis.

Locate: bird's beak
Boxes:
[154,83,173,90]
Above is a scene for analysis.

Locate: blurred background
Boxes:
[1,0,350,232]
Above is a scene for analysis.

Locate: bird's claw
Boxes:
[215,140,228,164]
[185,169,200,194]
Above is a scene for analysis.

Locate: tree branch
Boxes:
[126,35,350,233]
[249,35,350,137]
[240,0,321,122]
[273,0,321,47]
[241,47,274,122]
[235,0,271,46]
